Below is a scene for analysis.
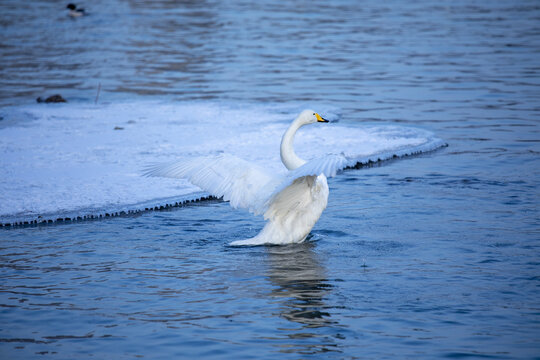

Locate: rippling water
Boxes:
[1,0,539,359]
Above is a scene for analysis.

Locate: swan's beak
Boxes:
[315,113,329,123]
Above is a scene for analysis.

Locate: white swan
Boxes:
[144,110,349,246]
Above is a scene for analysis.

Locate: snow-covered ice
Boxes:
[0,102,445,224]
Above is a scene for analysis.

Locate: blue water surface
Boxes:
[1,0,539,359]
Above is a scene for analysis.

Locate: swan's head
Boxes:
[297,109,329,125]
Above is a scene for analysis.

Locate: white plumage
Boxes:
[144,110,350,246]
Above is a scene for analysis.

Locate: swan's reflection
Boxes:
[265,241,340,354]
[266,242,333,327]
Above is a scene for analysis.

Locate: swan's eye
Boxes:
[313,113,315,115]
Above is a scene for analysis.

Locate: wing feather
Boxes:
[144,154,277,214]
[145,153,350,216]
[265,154,349,207]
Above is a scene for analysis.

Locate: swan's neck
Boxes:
[280,119,306,170]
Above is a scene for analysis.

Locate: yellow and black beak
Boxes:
[315,113,329,123]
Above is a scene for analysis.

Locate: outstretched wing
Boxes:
[265,153,350,207]
[144,154,277,214]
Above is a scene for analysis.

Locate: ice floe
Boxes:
[0,101,445,225]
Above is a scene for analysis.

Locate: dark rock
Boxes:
[37,94,67,103]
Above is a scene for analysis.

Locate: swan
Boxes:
[144,110,349,246]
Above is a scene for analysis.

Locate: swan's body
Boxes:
[145,110,349,246]
[248,173,329,245]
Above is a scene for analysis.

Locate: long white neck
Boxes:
[280,118,307,170]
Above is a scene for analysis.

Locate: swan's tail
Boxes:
[230,221,280,246]
[229,221,308,246]
[229,236,268,246]
[230,221,276,246]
